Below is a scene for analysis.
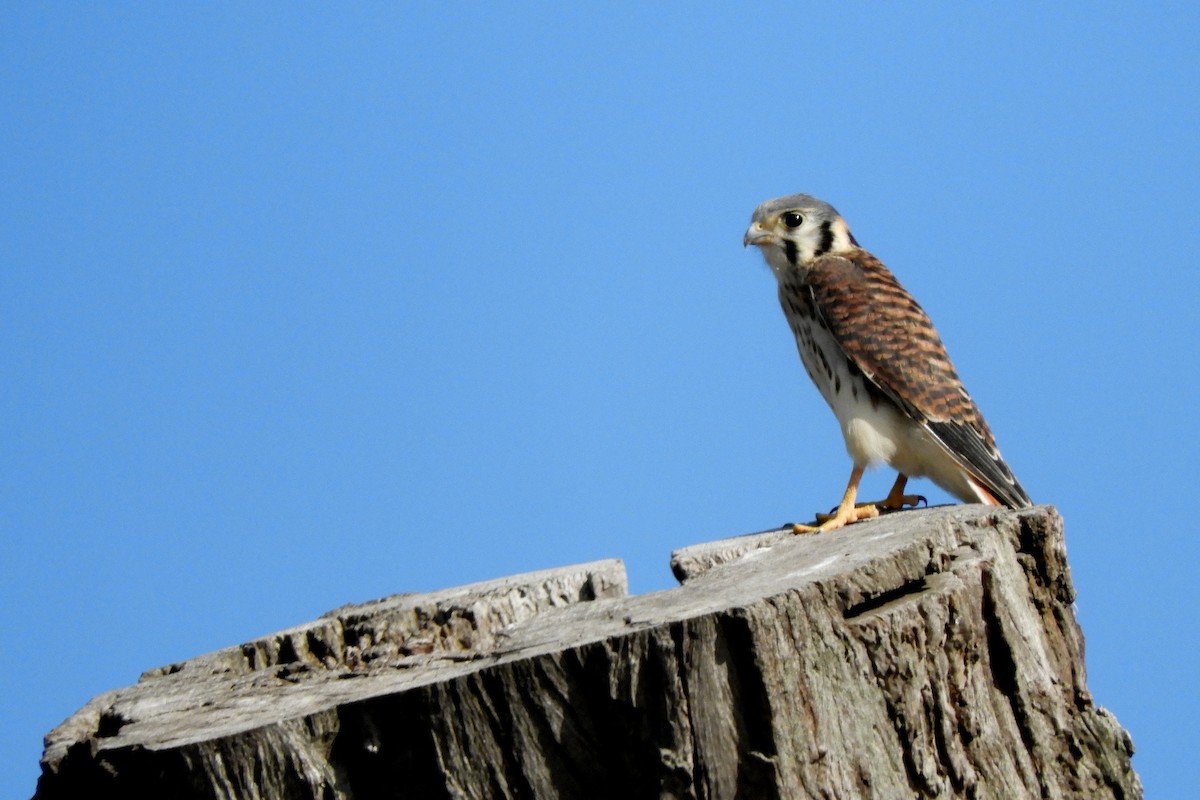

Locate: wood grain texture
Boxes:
[34,507,1140,799]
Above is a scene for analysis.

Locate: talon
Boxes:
[871,475,925,512]
[793,503,877,534]
[877,494,925,513]
[792,472,925,535]
[789,465,880,534]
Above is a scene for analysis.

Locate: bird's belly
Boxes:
[789,313,989,503]
[792,316,929,470]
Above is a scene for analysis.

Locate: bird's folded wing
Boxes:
[806,252,1030,508]
[925,419,1031,508]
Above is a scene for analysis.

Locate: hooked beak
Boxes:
[743,221,776,248]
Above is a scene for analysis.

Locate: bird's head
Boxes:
[743,194,859,275]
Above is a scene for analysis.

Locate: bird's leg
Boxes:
[794,465,879,534]
[814,473,926,524]
[872,473,926,512]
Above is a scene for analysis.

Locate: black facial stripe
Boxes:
[847,229,859,247]
[784,240,798,265]
[815,220,834,257]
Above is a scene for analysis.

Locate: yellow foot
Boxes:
[789,467,922,535]
[876,474,926,512]
[793,502,880,534]
[876,493,925,512]
[818,494,924,520]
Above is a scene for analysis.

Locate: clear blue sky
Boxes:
[3,5,1196,796]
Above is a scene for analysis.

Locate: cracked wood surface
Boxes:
[33,506,1140,799]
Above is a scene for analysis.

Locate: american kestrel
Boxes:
[744,194,1031,533]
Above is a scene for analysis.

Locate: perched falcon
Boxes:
[744,193,1031,533]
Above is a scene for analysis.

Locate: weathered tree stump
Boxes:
[33,505,1141,799]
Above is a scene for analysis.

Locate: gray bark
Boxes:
[34,505,1141,799]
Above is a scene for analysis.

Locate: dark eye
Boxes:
[781,211,804,229]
